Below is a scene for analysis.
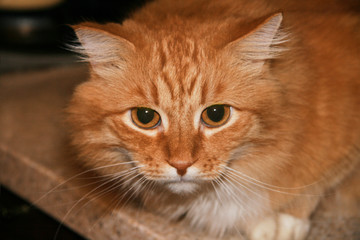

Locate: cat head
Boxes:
[68,13,287,194]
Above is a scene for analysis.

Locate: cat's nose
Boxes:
[169,161,193,176]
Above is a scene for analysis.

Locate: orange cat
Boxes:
[68,0,360,239]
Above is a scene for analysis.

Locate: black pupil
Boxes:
[137,108,154,124]
[206,105,225,122]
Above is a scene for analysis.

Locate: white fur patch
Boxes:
[249,213,310,240]
[162,165,199,180]
[184,182,268,237]
[161,166,201,193]
[166,181,199,194]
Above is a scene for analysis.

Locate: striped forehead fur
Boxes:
[152,37,207,105]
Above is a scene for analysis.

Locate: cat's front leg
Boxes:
[248,213,310,240]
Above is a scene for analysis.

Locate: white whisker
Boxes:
[225,166,321,190]
[225,166,323,197]
[36,161,137,206]
[224,171,273,206]
[53,166,139,239]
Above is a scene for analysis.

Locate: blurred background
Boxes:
[0,0,147,73]
[1,1,147,239]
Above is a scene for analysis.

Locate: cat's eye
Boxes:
[201,105,231,128]
[131,107,161,129]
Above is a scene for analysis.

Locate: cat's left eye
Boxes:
[201,105,231,128]
[131,107,161,129]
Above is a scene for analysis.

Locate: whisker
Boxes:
[36,161,137,205]
[120,175,147,208]
[211,179,226,207]
[225,167,323,197]
[76,169,138,212]
[211,178,246,238]
[138,179,157,210]
[225,166,321,190]
[215,176,246,208]
[47,176,117,194]
[47,168,140,197]
[53,166,139,240]
[86,169,144,231]
[224,171,273,207]
[116,173,144,203]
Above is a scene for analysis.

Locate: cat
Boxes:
[67,0,360,239]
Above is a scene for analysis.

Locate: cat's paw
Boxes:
[248,213,310,240]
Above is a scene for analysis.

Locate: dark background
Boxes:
[0,0,148,49]
[0,1,147,239]
[0,0,149,73]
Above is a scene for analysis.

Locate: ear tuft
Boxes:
[226,13,289,70]
[71,25,135,78]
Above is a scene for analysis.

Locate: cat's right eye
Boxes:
[131,107,161,129]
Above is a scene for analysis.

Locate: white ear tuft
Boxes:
[72,27,135,78]
[226,13,288,73]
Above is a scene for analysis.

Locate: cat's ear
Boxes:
[225,13,287,73]
[72,24,135,79]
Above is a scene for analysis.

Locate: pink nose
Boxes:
[169,161,193,176]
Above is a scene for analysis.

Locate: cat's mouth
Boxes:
[141,168,213,194]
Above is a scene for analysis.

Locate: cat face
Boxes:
[69,14,285,194]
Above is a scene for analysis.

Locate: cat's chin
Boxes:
[165,181,199,194]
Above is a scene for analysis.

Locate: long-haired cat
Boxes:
[67,0,360,239]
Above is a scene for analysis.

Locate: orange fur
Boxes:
[68,0,360,238]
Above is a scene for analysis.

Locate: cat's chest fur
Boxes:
[182,187,268,236]
[145,183,269,236]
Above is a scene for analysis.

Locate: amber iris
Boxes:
[201,105,231,127]
[131,108,161,129]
